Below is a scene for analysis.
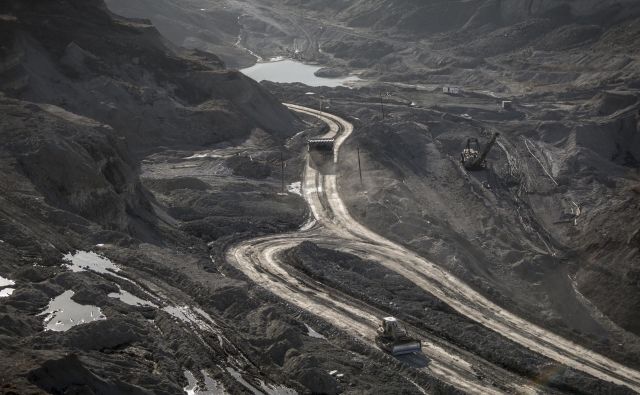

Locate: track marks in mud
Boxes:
[229,104,640,393]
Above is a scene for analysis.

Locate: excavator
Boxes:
[375,317,421,356]
[461,132,500,171]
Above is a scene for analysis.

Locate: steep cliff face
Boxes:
[0,97,155,236]
[0,0,302,239]
[1,0,300,156]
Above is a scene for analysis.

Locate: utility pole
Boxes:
[316,96,324,126]
[357,146,363,186]
[281,151,285,193]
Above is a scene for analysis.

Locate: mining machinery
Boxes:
[461,132,500,171]
[307,138,335,152]
[375,317,422,356]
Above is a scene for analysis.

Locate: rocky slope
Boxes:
[316,85,640,360]
[112,0,640,94]
[1,1,474,394]
[0,1,381,394]
[2,0,299,156]
[3,0,640,393]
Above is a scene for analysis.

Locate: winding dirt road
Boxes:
[227,104,640,394]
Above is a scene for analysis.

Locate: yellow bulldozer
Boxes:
[375,317,421,356]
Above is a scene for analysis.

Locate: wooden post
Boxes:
[281,151,285,193]
[357,146,363,186]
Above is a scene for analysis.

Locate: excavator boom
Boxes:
[476,132,500,166]
[462,132,500,170]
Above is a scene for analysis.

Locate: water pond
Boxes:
[241,59,359,87]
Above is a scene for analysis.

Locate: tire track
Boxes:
[227,104,640,393]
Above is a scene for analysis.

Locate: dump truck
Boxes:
[461,132,500,171]
[375,317,422,356]
[308,138,335,153]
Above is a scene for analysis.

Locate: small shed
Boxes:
[443,86,462,95]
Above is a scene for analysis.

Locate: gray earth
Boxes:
[1,0,640,394]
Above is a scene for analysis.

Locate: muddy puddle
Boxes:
[109,286,157,307]
[183,370,227,395]
[0,275,15,288]
[39,290,105,331]
[0,275,16,298]
[226,367,296,395]
[241,59,359,87]
[63,251,121,275]
[304,323,325,339]
[287,181,302,196]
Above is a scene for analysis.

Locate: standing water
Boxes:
[240,59,359,87]
[39,290,105,331]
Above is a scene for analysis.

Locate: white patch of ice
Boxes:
[226,368,262,395]
[299,217,316,232]
[163,305,215,332]
[39,290,105,331]
[63,251,120,275]
[0,276,15,288]
[304,323,325,339]
[192,307,216,325]
[259,380,297,395]
[0,288,15,297]
[201,370,227,394]
[184,370,198,395]
[184,370,228,395]
[108,286,157,307]
[287,182,302,196]
[185,152,223,160]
